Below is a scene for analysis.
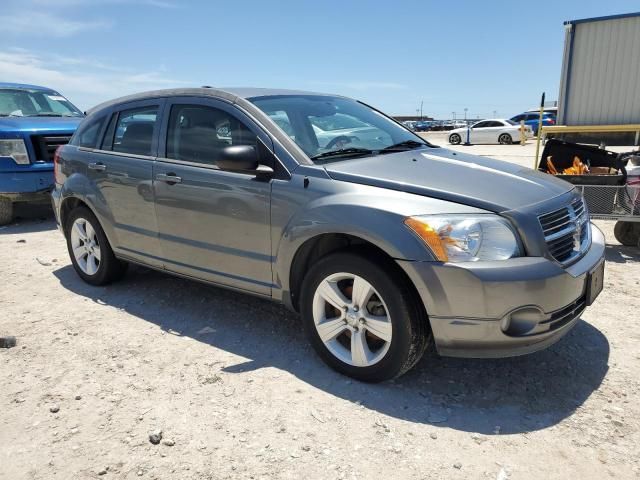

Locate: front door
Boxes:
[84,100,164,266]
[153,98,273,295]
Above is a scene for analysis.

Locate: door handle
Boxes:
[88,162,106,171]
[156,173,182,185]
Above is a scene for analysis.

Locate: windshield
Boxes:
[249,95,431,163]
[0,88,83,117]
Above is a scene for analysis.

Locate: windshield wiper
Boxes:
[28,113,64,117]
[380,140,427,153]
[311,147,374,161]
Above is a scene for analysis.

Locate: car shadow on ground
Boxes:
[53,263,609,435]
[0,204,55,235]
[605,243,640,263]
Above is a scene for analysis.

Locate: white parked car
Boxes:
[448,119,533,145]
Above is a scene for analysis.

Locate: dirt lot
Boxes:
[2,180,640,478]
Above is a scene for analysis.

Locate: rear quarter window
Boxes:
[73,116,107,148]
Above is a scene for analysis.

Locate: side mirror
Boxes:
[216,145,259,171]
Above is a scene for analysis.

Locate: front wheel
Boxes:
[498,133,513,145]
[300,251,429,382]
[449,133,461,145]
[0,197,13,226]
[65,206,128,285]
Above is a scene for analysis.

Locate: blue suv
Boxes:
[0,83,83,224]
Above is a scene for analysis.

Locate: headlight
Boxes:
[0,139,29,165]
[404,215,520,262]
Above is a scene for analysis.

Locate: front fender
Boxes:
[273,191,441,301]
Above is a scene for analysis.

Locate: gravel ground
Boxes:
[1,198,640,479]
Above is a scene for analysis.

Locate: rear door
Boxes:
[487,120,511,142]
[152,97,274,295]
[85,99,165,266]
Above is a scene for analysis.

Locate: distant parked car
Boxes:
[413,121,434,132]
[401,120,417,130]
[448,119,533,145]
[510,112,556,135]
[0,82,83,224]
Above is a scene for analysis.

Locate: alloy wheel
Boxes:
[499,133,512,144]
[70,217,101,275]
[312,273,393,367]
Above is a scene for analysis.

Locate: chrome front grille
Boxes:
[538,198,590,264]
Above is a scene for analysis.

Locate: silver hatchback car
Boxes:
[52,87,605,382]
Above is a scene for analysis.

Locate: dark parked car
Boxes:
[52,88,605,382]
[413,121,434,132]
[0,82,83,224]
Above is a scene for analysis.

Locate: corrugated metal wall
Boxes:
[558,15,640,126]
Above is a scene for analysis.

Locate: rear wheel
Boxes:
[0,197,13,226]
[614,221,640,247]
[449,133,461,145]
[65,206,128,285]
[300,251,429,382]
[498,133,513,145]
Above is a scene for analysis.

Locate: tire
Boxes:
[0,197,13,226]
[498,133,513,145]
[299,251,430,382]
[64,206,128,285]
[449,133,461,145]
[613,221,640,247]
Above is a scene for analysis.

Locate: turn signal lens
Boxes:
[404,217,450,261]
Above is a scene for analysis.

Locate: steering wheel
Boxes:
[325,135,353,150]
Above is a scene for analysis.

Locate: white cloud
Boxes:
[0,11,113,37]
[0,49,191,110]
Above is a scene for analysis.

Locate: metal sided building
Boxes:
[557,12,640,144]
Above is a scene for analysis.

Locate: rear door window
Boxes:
[112,106,159,156]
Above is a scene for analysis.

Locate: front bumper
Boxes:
[0,162,54,201]
[397,224,606,358]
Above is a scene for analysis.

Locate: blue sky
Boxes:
[0,0,638,118]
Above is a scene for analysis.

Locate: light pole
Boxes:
[464,108,468,121]
[452,112,456,120]
[493,110,497,118]
[420,100,423,121]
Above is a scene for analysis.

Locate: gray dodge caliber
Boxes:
[52,87,605,382]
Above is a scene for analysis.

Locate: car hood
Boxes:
[323,147,573,213]
[0,116,83,134]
